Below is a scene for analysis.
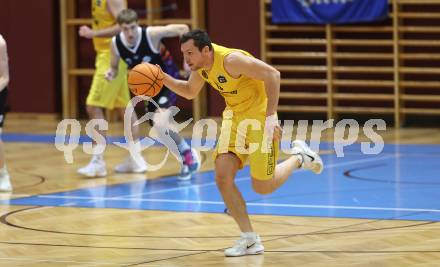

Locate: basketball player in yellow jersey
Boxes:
[160,29,324,257]
[78,0,148,177]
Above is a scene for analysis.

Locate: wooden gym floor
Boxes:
[0,117,439,266]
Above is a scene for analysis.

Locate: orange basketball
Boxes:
[127,63,164,97]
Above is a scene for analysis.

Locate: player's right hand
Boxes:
[155,64,165,81]
[105,69,116,81]
[79,25,95,39]
[264,113,282,142]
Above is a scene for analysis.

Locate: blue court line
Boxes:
[3,133,440,221]
[2,133,204,148]
[6,145,440,222]
[2,133,124,144]
[3,132,440,153]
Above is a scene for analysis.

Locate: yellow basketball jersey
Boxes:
[92,0,122,52]
[197,43,267,114]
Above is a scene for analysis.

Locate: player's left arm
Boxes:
[80,0,126,39]
[96,0,126,37]
[0,36,9,92]
[224,52,280,116]
[147,24,190,52]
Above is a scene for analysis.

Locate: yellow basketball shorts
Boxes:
[213,109,279,181]
[86,51,130,109]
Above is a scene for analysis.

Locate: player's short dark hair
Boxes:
[117,9,138,25]
[180,29,212,51]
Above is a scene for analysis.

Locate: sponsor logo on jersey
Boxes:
[218,75,227,83]
[142,56,152,63]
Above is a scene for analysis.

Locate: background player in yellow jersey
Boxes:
[0,34,11,191]
[78,0,148,177]
[160,29,324,257]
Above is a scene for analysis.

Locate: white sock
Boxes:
[177,139,190,154]
[126,140,143,158]
[241,232,257,240]
[92,153,104,161]
[0,165,8,176]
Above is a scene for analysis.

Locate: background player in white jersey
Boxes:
[78,0,149,177]
[106,9,200,179]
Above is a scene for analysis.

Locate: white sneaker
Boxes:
[178,164,191,181]
[224,233,264,257]
[114,155,147,173]
[292,140,324,174]
[0,173,12,192]
[77,155,107,177]
[178,148,201,181]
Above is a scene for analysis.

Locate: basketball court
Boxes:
[0,120,438,266]
[1,0,440,266]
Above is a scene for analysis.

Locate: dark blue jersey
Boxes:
[113,27,165,70]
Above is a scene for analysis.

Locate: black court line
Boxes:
[0,239,215,252]
[12,169,46,190]
[260,210,437,245]
[1,206,436,240]
[128,213,437,265]
[123,251,211,267]
[0,207,438,265]
[263,250,440,253]
[124,250,440,267]
[121,164,440,266]
[8,151,207,202]
[2,155,439,265]
[344,164,440,185]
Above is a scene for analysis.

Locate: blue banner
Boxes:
[272,0,388,24]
